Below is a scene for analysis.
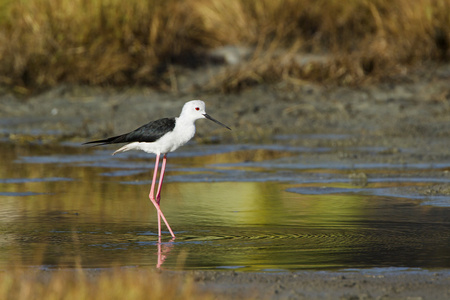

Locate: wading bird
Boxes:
[84,100,231,238]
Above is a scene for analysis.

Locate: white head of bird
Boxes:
[180,100,206,120]
[180,100,231,130]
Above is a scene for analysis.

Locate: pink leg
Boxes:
[149,153,160,204]
[157,209,162,237]
[156,154,167,203]
[157,236,163,269]
[149,153,161,236]
[149,153,175,238]
[155,154,167,237]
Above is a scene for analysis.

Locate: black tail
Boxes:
[83,134,127,146]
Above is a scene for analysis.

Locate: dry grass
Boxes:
[0,0,208,89]
[0,0,449,92]
[203,0,450,91]
[0,266,210,300]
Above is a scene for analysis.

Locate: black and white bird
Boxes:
[84,100,231,238]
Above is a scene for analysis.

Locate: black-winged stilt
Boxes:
[84,100,231,238]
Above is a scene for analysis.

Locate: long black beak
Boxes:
[203,114,231,130]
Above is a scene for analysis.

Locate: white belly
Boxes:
[113,121,196,155]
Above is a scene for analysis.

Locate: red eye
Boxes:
[195,107,200,111]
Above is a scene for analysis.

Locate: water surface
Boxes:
[1,141,449,271]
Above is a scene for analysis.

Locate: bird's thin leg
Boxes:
[149,154,175,238]
[149,153,160,201]
[158,207,161,237]
[149,153,162,236]
[155,154,167,237]
[155,154,167,204]
[156,236,163,269]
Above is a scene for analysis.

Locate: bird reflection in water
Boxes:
[156,237,175,269]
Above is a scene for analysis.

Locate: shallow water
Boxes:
[1,140,450,271]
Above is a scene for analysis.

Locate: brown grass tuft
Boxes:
[0,0,208,89]
[0,0,449,92]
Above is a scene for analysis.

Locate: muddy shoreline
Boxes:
[188,269,450,299]
[1,64,450,299]
[31,268,450,299]
[1,64,449,146]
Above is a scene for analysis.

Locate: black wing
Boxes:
[84,117,176,146]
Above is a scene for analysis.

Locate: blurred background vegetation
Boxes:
[0,0,449,93]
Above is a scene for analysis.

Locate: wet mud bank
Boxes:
[1,65,449,149]
[187,269,450,300]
